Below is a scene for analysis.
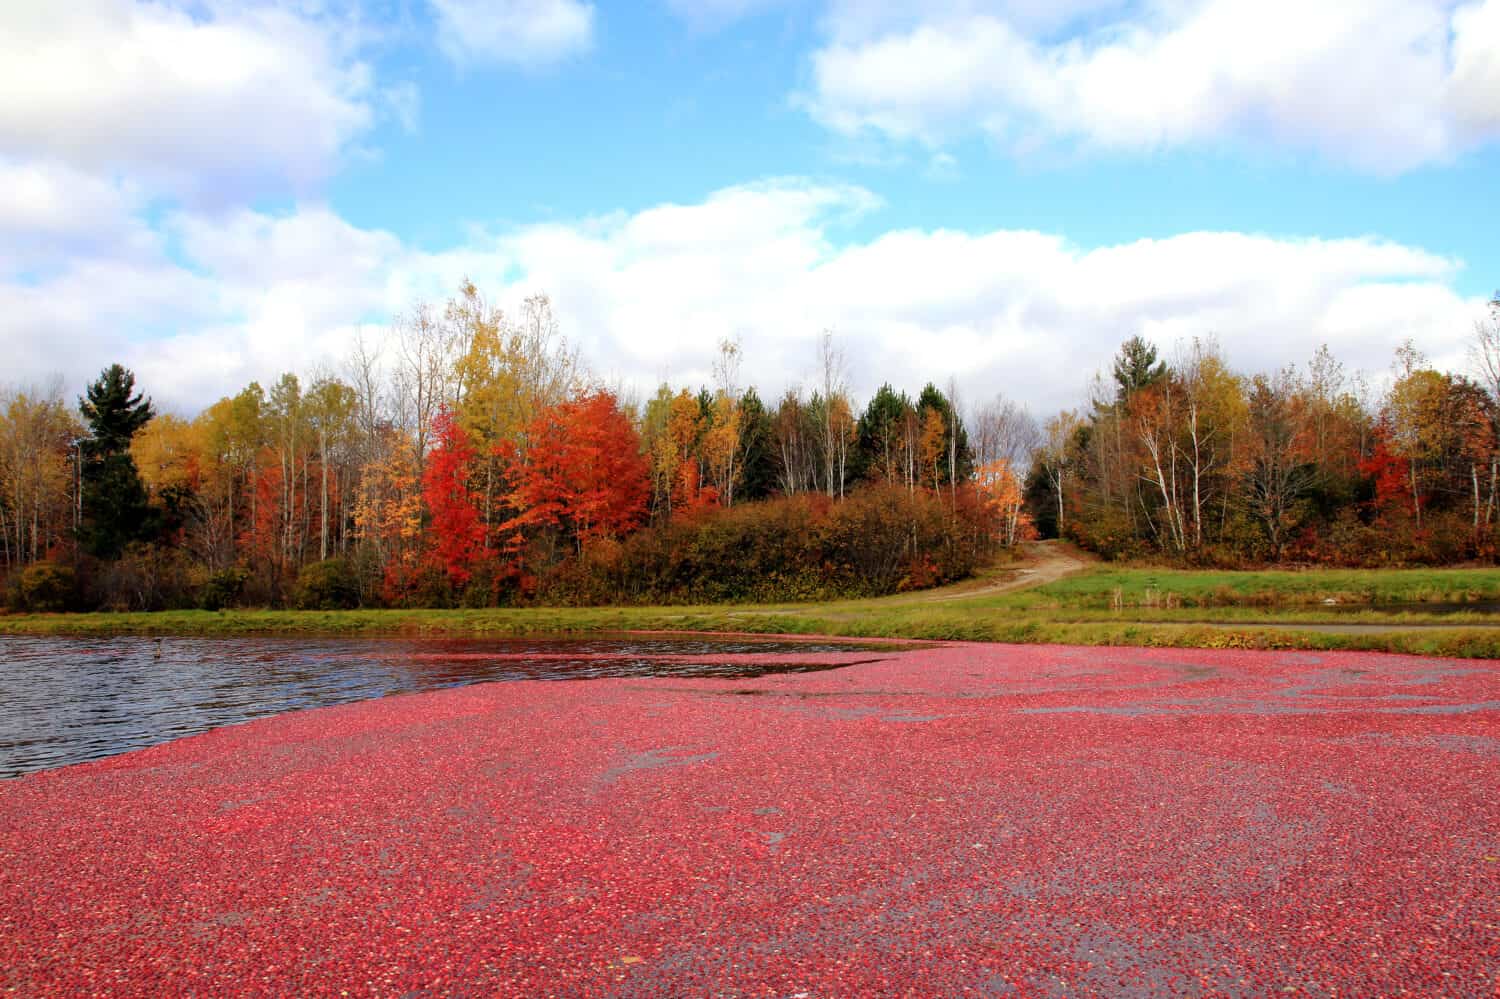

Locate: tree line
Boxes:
[5,282,1496,612]
[1,283,1019,611]
[1028,292,1500,565]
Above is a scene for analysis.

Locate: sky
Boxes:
[3,0,1499,417]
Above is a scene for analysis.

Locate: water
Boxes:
[1338,601,1500,616]
[0,635,889,779]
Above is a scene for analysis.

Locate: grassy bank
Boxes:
[986,565,1500,609]
[7,560,1500,658]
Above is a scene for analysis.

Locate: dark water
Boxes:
[1342,601,1500,616]
[0,635,886,779]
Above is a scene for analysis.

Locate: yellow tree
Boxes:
[452,282,581,544]
[305,378,357,560]
[918,406,946,492]
[666,389,706,508]
[353,430,423,598]
[639,384,678,518]
[1386,341,1445,528]
[0,388,80,568]
[701,394,741,505]
[704,337,744,505]
[975,459,1030,546]
[828,392,857,498]
[1038,410,1081,536]
[132,414,201,497]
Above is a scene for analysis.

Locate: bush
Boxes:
[8,562,77,613]
[89,543,196,611]
[293,558,361,610]
[200,567,251,610]
[557,483,995,605]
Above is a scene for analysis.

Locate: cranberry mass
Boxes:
[1,642,1495,996]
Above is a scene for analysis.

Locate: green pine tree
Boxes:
[78,364,157,558]
[1112,336,1168,402]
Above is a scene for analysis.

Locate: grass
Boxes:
[7,560,1500,658]
[985,565,1500,610]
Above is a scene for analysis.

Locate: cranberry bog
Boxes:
[1,639,1496,996]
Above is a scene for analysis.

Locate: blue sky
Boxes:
[341,2,1499,288]
[3,0,1499,413]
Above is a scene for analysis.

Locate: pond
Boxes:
[0,635,891,779]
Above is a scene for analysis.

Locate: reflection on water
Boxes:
[1337,601,1500,616]
[0,635,883,778]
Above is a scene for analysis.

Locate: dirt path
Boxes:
[892,539,1098,604]
[720,540,1097,622]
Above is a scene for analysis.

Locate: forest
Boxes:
[2,282,1498,613]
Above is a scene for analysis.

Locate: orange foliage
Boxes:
[507,392,650,551]
[975,459,1034,546]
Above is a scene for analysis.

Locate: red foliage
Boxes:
[421,407,484,587]
[508,392,650,549]
[673,460,719,514]
[1358,426,1410,518]
[1,644,1495,994]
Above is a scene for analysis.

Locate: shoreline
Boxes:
[8,604,1500,659]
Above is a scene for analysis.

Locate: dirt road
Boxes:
[893,539,1097,604]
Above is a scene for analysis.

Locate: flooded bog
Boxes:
[0,634,896,777]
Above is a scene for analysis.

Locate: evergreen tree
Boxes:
[855,383,910,482]
[736,387,777,502]
[916,382,974,484]
[78,364,157,558]
[1022,462,1058,538]
[1112,336,1168,402]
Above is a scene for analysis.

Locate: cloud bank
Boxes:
[1,179,1482,416]
[802,0,1500,172]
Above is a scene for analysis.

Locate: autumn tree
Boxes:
[1037,410,1081,538]
[1385,341,1445,528]
[918,405,947,492]
[704,337,745,505]
[971,394,1040,475]
[422,407,484,588]
[975,459,1031,546]
[816,331,848,497]
[0,384,80,569]
[355,429,424,601]
[1243,369,1314,560]
[915,383,972,491]
[508,392,649,556]
[306,377,357,560]
[772,389,818,495]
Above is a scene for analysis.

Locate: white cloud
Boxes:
[1449,0,1500,131]
[0,159,160,272]
[0,180,1483,417]
[803,0,1500,172]
[0,0,383,198]
[821,0,1129,41]
[431,0,595,69]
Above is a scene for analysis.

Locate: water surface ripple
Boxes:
[0,635,879,778]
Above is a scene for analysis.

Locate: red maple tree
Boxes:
[508,391,650,552]
[422,407,484,587]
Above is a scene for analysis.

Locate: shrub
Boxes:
[293,558,361,610]
[584,484,994,605]
[200,568,251,610]
[89,543,196,611]
[9,562,77,613]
